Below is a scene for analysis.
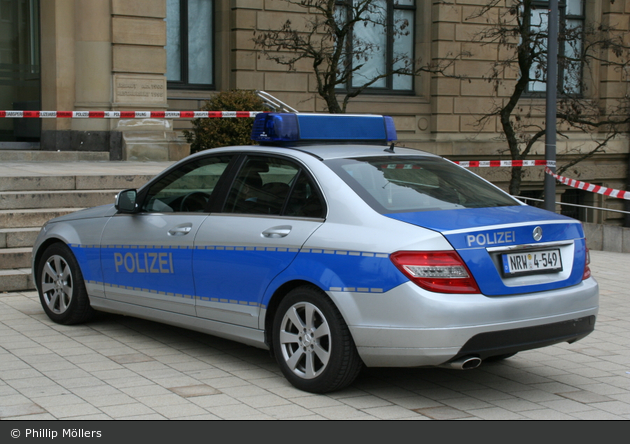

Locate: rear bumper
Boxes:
[352,311,597,367]
[333,277,599,367]
[452,315,595,361]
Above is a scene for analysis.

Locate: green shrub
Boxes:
[183,90,268,154]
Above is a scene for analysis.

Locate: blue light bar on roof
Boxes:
[251,113,397,145]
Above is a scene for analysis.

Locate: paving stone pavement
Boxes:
[1,250,628,420]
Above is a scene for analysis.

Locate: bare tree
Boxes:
[253,1,629,198]
[253,0,461,113]
[470,0,630,195]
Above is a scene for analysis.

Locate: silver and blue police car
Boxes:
[32,113,598,393]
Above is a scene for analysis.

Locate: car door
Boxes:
[193,154,326,328]
[100,154,235,316]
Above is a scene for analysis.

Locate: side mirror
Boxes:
[115,189,138,213]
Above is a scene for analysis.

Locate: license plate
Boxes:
[502,249,563,276]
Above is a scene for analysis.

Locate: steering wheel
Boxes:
[179,191,211,212]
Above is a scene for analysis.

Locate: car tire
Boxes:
[272,285,363,393]
[37,243,94,325]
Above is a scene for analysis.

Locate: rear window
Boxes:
[325,156,519,213]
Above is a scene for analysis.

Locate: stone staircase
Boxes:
[0,154,163,292]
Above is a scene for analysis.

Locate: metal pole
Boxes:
[544,0,559,212]
[625,153,630,227]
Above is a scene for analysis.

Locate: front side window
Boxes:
[142,155,233,213]
[337,0,415,93]
[326,156,519,214]
[166,0,214,89]
[527,0,584,94]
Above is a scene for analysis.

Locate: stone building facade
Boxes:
[1,0,628,225]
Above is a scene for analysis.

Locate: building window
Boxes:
[561,188,597,223]
[337,0,415,93]
[166,0,214,89]
[527,0,584,94]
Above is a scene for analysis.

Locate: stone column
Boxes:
[40,0,76,147]
[41,0,117,158]
[73,0,115,154]
[111,0,189,161]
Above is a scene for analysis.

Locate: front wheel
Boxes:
[272,286,363,393]
[37,243,94,325]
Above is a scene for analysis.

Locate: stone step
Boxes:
[0,150,109,163]
[77,175,154,191]
[0,174,155,192]
[0,268,35,292]
[0,208,84,229]
[0,159,171,294]
[0,247,32,269]
[0,189,119,210]
[0,227,41,248]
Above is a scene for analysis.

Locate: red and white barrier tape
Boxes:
[385,160,556,169]
[453,159,555,168]
[0,110,262,119]
[545,167,630,201]
[390,160,556,170]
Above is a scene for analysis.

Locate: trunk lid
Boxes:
[386,206,587,296]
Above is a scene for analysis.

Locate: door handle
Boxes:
[262,225,292,238]
[168,223,193,236]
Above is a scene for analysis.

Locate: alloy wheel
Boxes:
[41,254,74,315]
[278,301,332,379]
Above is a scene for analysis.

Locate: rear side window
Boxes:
[325,156,519,213]
[223,155,326,218]
[284,171,325,218]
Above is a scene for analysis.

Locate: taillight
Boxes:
[390,251,481,294]
[582,247,591,280]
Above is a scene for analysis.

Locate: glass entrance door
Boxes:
[0,0,40,144]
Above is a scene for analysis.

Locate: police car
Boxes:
[32,113,599,393]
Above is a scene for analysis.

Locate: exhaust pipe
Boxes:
[443,356,482,370]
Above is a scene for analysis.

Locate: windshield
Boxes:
[325,156,520,213]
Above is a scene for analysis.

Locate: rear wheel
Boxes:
[37,243,94,325]
[272,286,363,393]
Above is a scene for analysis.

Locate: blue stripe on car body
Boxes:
[70,243,403,309]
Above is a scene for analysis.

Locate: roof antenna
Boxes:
[255,90,298,113]
[384,143,395,153]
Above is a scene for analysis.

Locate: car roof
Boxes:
[204,144,441,162]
